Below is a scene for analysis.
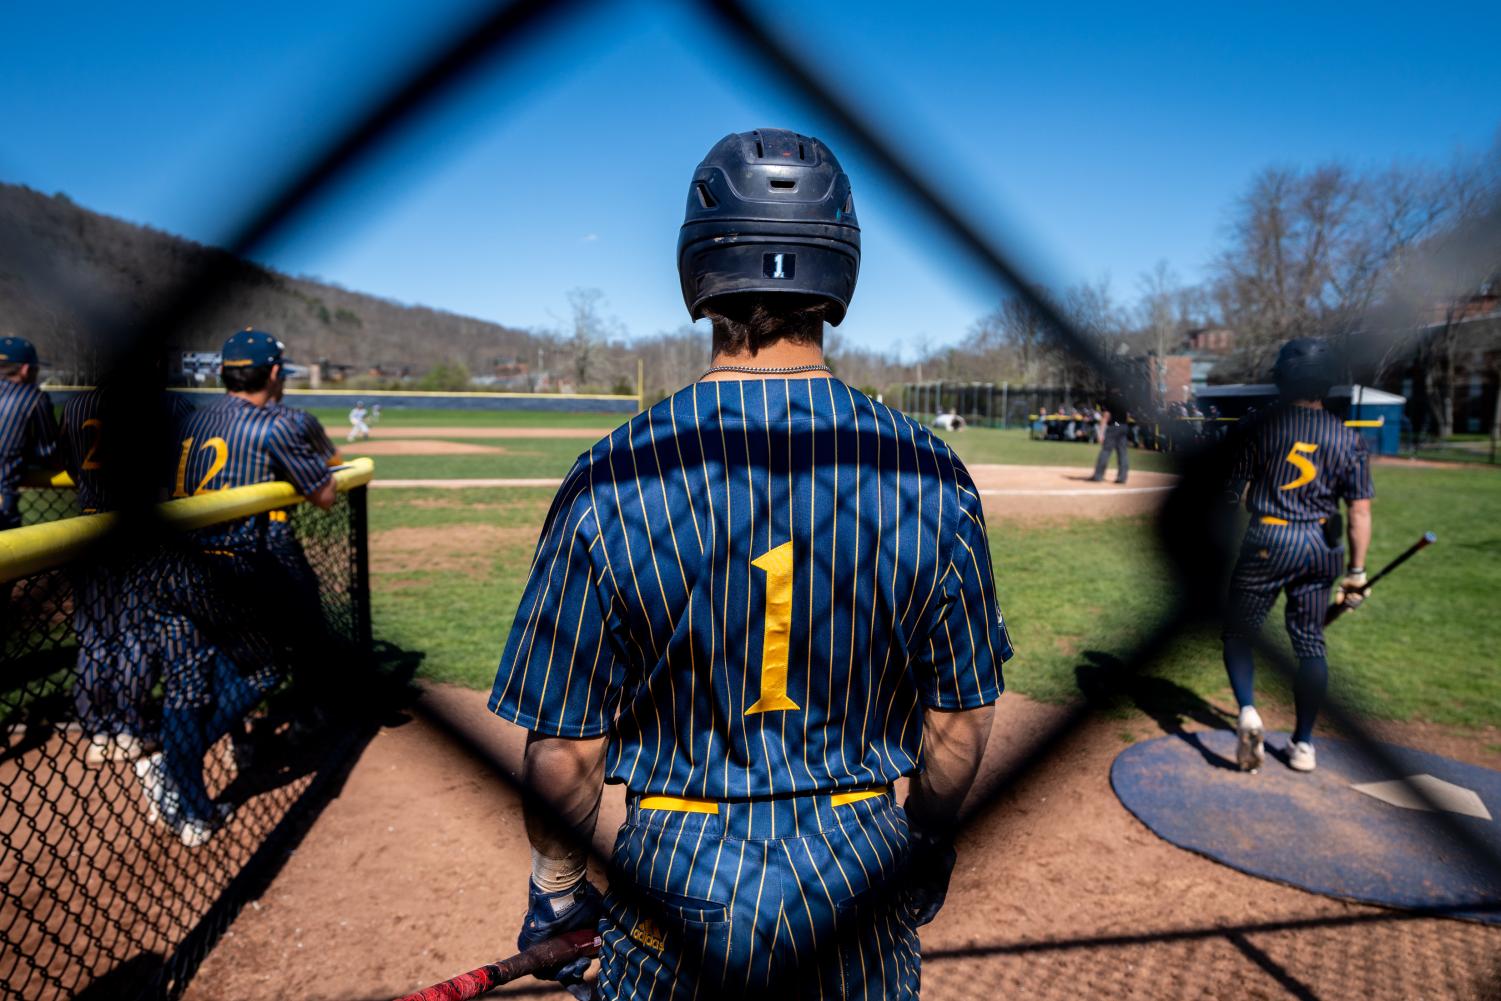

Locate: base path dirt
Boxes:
[344,440,505,456]
[368,464,1179,521]
[182,686,1500,1001]
[331,426,612,439]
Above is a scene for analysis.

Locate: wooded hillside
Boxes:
[0,183,542,381]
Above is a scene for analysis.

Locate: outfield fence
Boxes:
[40,386,645,417]
[0,460,374,1001]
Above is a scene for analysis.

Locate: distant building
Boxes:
[1380,292,1501,437]
[1181,327,1238,397]
[177,350,220,385]
[1143,353,1194,405]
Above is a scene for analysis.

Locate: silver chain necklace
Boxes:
[700,363,832,379]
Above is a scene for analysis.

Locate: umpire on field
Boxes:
[1222,338,1373,776]
[488,129,1012,998]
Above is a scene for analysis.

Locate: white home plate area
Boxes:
[370,464,1178,520]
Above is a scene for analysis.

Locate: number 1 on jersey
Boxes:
[746,540,800,715]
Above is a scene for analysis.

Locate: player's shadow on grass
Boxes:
[1075,651,1239,770]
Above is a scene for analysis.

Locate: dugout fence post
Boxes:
[349,483,373,653]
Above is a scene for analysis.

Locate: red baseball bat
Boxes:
[392,929,602,1001]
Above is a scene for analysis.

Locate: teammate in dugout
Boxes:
[489,129,1012,998]
[60,373,197,766]
[0,335,61,531]
[135,328,337,846]
[1223,338,1374,775]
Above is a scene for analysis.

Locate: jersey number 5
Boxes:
[746,541,800,715]
[1278,441,1319,491]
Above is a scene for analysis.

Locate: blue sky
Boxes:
[3,0,1498,357]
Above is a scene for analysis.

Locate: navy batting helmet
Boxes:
[1272,337,1336,399]
[677,129,860,325]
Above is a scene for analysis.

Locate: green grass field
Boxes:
[338,414,1175,482]
[361,413,1501,729]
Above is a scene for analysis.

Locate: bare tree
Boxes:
[565,287,617,389]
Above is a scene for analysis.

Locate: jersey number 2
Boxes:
[746,541,800,715]
[1278,441,1319,491]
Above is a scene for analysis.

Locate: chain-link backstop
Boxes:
[0,459,374,1000]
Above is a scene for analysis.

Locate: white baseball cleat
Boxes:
[134,753,180,826]
[1236,706,1265,773]
[1287,740,1317,773]
[86,733,153,765]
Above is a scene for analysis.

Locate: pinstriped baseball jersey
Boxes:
[171,395,331,550]
[272,402,341,463]
[0,379,59,524]
[489,377,1011,798]
[60,388,197,512]
[1230,403,1373,523]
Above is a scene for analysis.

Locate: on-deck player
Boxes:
[1223,338,1374,774]
[489,129,1012,998]
[0,335,60,531]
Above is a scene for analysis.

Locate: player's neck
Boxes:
[703,341,830,381]
[228,388,275,408]
[1291,399,1324,411]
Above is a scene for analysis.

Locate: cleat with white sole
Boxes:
[1287,740,1316,773]
[1236,706,1265,773]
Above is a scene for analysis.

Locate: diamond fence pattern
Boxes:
[0,486,372,1000]
[2,1,1498,998]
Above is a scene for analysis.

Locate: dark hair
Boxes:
[702,294,832,357]
[221,363,276,393]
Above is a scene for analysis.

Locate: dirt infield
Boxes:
[344,440,506,456]
[367,464,1179,520]
[331,426,611,440]
[181,685,1501,1001]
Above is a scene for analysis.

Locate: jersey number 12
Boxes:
[746,541,800,715]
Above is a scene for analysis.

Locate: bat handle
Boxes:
[392,930,601,1001]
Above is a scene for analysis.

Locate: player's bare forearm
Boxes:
[521,732,607,862]
[906,704,994,834]
[1347,498,1372,569]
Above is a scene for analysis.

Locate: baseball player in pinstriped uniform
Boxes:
[60,380,196,765]
[1223,338,1374,775]
[0,335,60,531]
[134,328,337,846]
[489,130,1012,998]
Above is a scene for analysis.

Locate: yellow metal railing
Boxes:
[1,457,374,584]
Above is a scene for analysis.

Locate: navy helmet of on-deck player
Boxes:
[677,128,861,325]
[1272,337,1336,401]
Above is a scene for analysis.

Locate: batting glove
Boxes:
[902,827,957,927]
[519,876,603,986]
[1338,569,1368,610]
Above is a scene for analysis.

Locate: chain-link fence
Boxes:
[0,464,373,1000]
[3,0,1499,998]
[16,472,76,528]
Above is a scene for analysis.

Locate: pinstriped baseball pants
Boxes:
[596,791,920,1000]
[1223,522,1345,658]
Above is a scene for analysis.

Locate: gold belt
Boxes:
[1259,515,1327,526]
[637,786,890,815]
